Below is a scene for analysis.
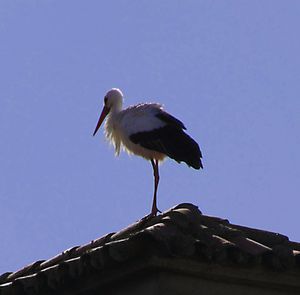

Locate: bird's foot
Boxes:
[150,205,162,217]
[140,207,162,222]
[141,208,160,220]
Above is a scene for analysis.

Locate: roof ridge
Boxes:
[1,203,299,292]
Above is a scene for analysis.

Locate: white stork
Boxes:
[93,88,203,216]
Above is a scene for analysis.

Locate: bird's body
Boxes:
[93,88,203,216]
[105,103,166,161]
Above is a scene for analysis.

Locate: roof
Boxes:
[1,203,300,294]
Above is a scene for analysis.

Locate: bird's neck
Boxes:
[110,103,122,115]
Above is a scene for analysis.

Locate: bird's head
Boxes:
[93,88,123,136]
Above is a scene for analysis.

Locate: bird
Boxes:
[93,88,203,216]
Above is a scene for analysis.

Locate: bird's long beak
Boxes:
[93,106,110,136]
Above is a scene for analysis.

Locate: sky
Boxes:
[0,0,300,274]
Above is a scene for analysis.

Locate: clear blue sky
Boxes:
[1,1,299,274]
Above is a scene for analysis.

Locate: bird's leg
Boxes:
[150,159,161,216]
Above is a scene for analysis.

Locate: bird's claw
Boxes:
[150,206,162,217]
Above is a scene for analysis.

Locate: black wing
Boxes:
[155,111,187,130]
[130,113,203,169]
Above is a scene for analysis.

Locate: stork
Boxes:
[93,88,203,216]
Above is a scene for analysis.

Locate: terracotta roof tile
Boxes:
[1,203,299,294]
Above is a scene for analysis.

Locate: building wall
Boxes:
[96,270,299,295]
